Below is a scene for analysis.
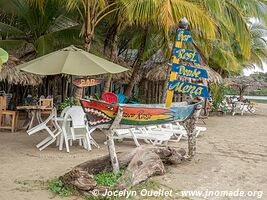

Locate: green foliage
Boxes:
[0,0,81,56]
[48,178,75,197]
[60,98,78,111]
[91,93,101,101]
[93,169,125,188]
[248,88,267,96]
[210,84,227,111]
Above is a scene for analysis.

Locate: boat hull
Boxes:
[80,99,198,126]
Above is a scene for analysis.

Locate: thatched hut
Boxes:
[0,55,44,109]
[0,55,43,86]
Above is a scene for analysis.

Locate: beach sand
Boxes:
[0,104,266,200]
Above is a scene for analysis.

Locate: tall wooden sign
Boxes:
[165,28,209,107]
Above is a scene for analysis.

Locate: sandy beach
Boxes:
[0,104,266,200]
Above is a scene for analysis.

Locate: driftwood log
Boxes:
[60,146,186,192]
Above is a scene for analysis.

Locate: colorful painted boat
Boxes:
[80,98,199,126]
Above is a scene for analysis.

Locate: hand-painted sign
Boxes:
[168,80,209,98]
[72,78,101,88]
[176,30,192,43]
[171,63,208,79]
[173,48,200,63]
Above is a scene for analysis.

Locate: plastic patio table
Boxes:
[16,105,51,130]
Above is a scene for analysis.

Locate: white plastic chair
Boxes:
[136,127,172,145]
[146,124,187,142]
[113,127,172,147]
[170,122,207,138]
[27,108,59,151]
[113,128,141,147]
[53,106,71,148]
[61,106,99,152]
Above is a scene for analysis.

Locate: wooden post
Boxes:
[183,103,202,160]
[165,18,189,107]
[102,107,123,173]
[165,46,181,107]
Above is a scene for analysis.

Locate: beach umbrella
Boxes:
[18,45,128,76]
[0,48,9,66]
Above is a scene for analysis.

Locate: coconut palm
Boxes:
[186,0,267,76]
[245,23,267,70]
[120,0,217,97]
[0,0,80,57]
[65,0,118,52]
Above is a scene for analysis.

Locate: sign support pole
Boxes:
[165,42,182,107]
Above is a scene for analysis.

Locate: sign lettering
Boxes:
[172,63,208,79]
[173,48,200,63]
[176,30,192,43]
[72,78,102,88]
[168,80,209,98]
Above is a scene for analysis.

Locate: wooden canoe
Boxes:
[80,98,199,126]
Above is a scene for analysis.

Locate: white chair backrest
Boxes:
[60,106,71,117]
[64,106,85,128]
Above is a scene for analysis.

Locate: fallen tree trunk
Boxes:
[60,145,186,192]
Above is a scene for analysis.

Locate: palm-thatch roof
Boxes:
[224,76,267,90]
[142,49,222,84]
[89,57,138,84]
[0,55,43,86]
[111,58,135,84]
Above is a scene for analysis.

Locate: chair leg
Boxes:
[64,137,70,153]
[90,137,100,148]
[81,138,87,149]
[59,133,64,150]
[11,114,15,133]
[39,138,56,151]
[85,135,92,151]
[130,132,140,147]
[36,136,52,148]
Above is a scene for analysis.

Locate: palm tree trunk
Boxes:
[124,26,149,97]
[103,74,113,92]
[84,35,92,52]
[103,24,119,93]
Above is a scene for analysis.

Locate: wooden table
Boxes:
[16,105,50,130]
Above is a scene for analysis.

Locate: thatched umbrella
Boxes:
[0,55,43,86]
[224,76,267,100]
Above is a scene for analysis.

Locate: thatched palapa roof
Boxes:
[0,55,43,86]
[142,49,222,84]
[224,76,267,89]
[111,58,134,84]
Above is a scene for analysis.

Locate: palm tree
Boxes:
[65,0,118,52]
[120,0,216,97]
[194,0,267,75]
[245,22,267,70]
[0,0,80,57]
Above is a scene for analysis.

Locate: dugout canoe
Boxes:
[80,98,199,126]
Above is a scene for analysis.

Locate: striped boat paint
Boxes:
[80,99,198,126]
